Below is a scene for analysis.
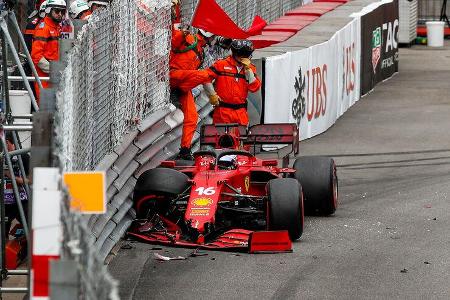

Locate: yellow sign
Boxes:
[63,171,106,214]
[245,176,250,192]
[193,197,213,207]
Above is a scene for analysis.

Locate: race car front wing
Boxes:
[128,218,292,253]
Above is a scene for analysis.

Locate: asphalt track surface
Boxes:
[109,41,450,299]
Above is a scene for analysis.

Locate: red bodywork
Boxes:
[129,124,300,253]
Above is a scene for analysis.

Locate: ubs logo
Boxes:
[292,68,306,126]
[292,65,328,125]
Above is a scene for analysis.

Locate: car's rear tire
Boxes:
[133,168,190,218]
[293,156,338,216]
[267,178,304,240]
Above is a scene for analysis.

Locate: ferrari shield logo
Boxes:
[245,176,250,192]
[372,27,381,74]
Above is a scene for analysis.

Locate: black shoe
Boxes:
[177,147,194,160]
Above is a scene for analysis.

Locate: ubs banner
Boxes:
[264,19,360,140]
[360,0,399,95]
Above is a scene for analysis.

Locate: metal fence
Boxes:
[417,0,449,23]
[181,0,305,28]
[60,188,120,299]
[56,0,172,172]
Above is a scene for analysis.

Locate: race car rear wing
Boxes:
[245,123,299,155]
[200,123,299,166]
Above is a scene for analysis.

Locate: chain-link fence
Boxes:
[56,0,172,172]
[54,1,172,298]
[60,188,120,299]
[181,0,305,28]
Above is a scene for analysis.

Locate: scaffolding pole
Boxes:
[0,7,32,298]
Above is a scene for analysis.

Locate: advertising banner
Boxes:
[360,0,399,95]
[264,18,361,140]
[337,18,361,117]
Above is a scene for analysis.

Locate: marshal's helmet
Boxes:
[45,0,66,14]
[230,39,254,58]
[69,0,90,18]
[198,29,214,38]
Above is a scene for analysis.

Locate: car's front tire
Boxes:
[267,178,304,240]
[133,168,190,218]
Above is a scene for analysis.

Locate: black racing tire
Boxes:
[267,178,304,240]
[293,156,338,216]
[133,168,190,218]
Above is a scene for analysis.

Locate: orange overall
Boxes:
[23,16,41,54]
[31,16,61,105]
[170,27,211,149]
[207,56,261,125]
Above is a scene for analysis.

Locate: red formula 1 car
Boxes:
[129,123,338,253]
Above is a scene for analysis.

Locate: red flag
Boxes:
[191,0,267,39]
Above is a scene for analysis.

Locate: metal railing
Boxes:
[0,5,43,297]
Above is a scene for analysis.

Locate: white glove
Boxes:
[245,68,256,84]
[37,57,50,74]
[203,83,216,96]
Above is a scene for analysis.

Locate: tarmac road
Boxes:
[108,41,450,299]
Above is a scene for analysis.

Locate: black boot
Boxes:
[177,147,194,160]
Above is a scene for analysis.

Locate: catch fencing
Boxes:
[56,0,172,172]
[53,0,172,298]
[180,0,306,28]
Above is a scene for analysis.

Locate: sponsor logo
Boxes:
[381,19,399,69]
[342,42,356,98]
[372,19,399,73]
[291,64,328,125]
[244,176,250,192]
[190,208,210,216]
[292,68,306,126]
[193,197,213,207]
[372,27,381,73]
[382,20,399,53]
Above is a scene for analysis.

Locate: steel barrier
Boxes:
[87,91,213,261]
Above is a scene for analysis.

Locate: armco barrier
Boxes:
[85,0,397,262]
[87,91,213,261]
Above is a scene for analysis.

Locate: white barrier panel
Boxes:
[264,17,361,140]
[31,168,62,300]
